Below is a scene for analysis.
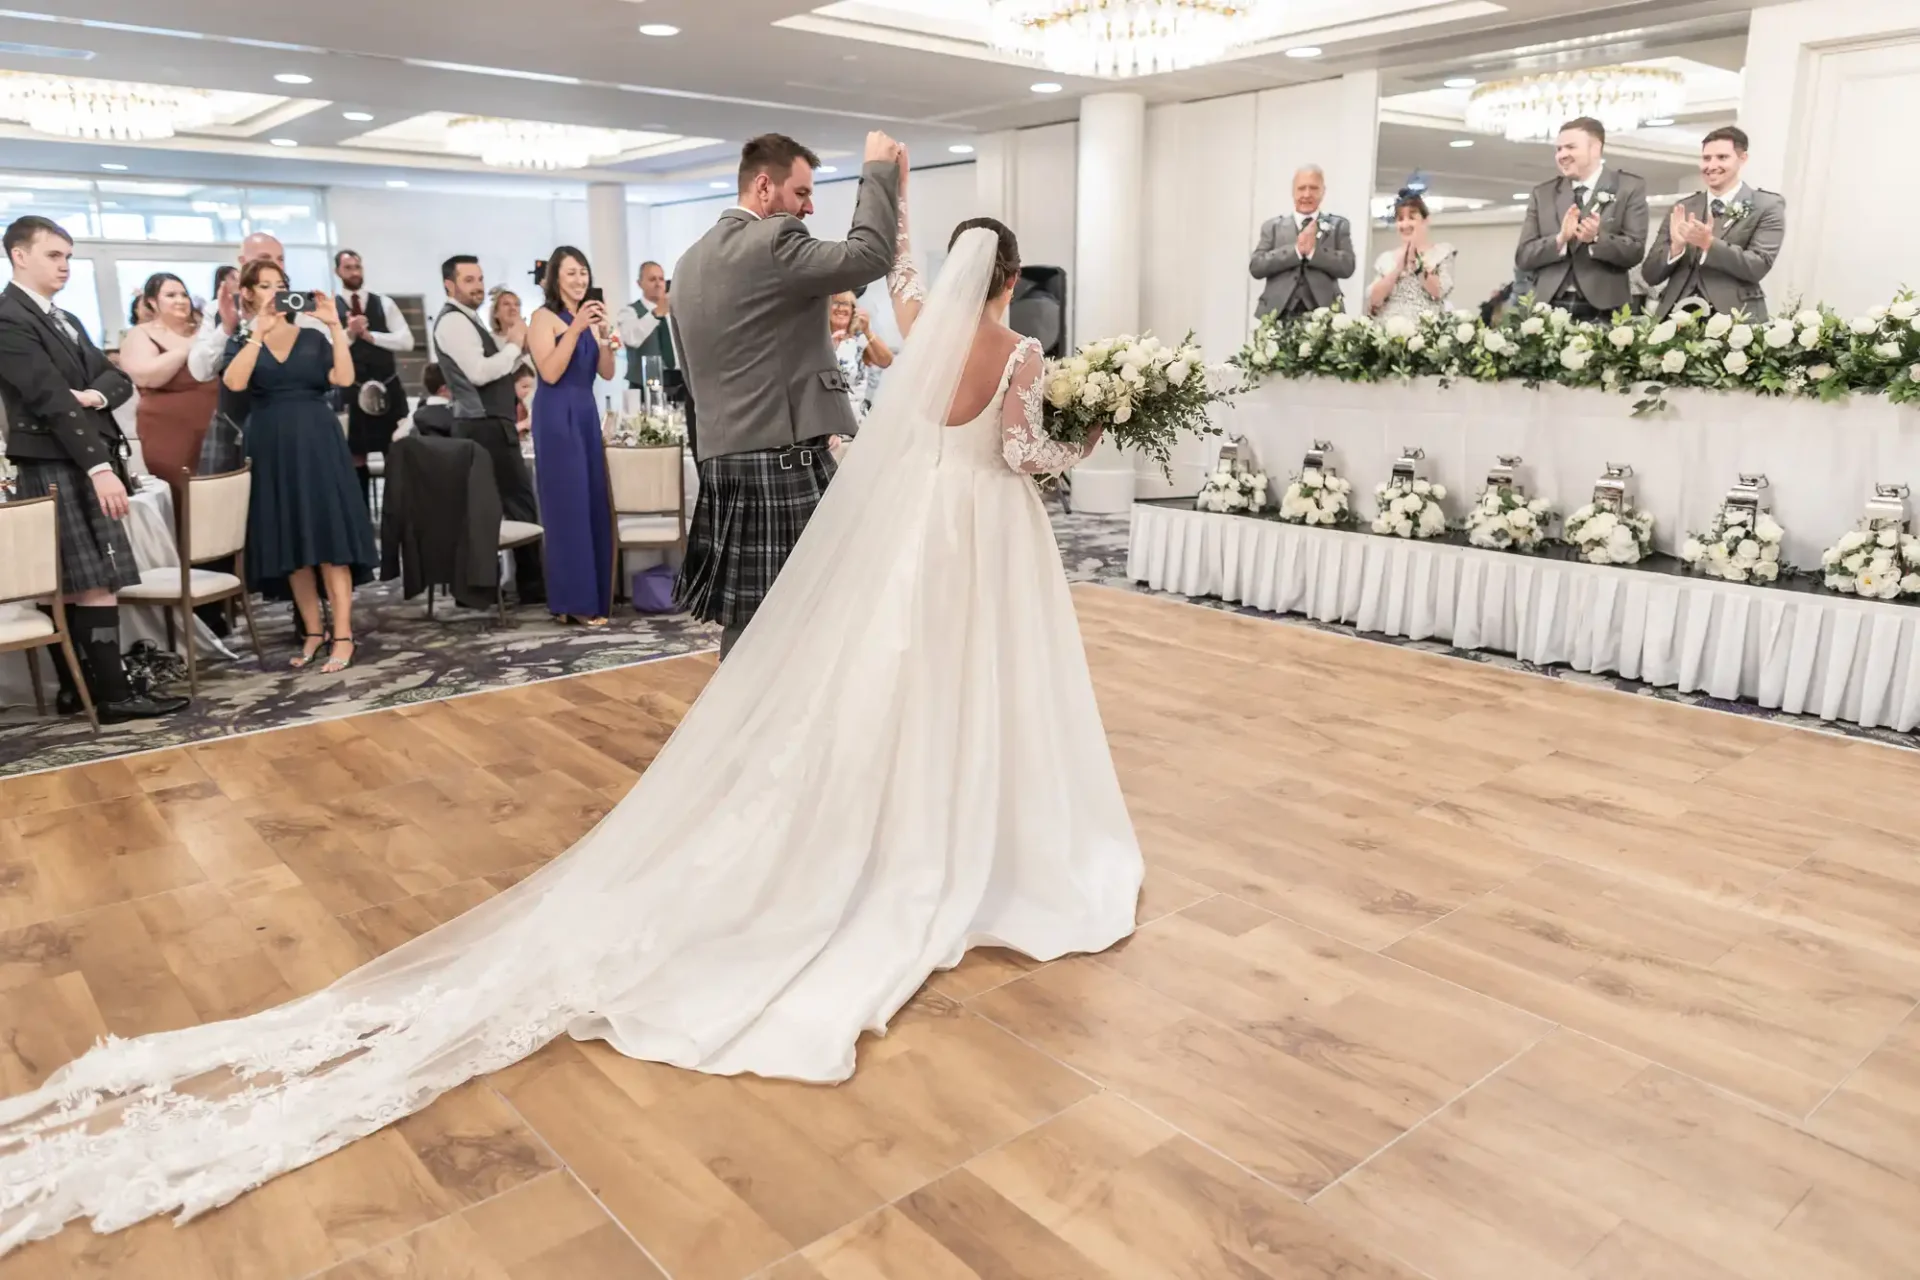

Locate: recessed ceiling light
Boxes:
[342,110,374,122]
[1449,138,1474,148]
[1511,191,1529,200]
[273,72,312,85]
[816,165,839,174]
[1285,46,1322,58]
[1644,117,1675,127]
[269,137,299,147]
[99,162,128,171]
[949,143,975,154]
[386,179,409,188]
[1443,76,1477,89]
[638,23,679,36]
[1031,82,1063,94]
[709,180,730,189]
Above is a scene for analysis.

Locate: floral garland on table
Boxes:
[1465,486,1555,552]
[1277,468,1353,526]
[1819,527,1920,599]
[1564,501,1655,565]
[1232,290,1920,414]
[1042,331,1226,476]
[1371,476,1448,539]
[1680,507,1786,583]
[1196,463,1268,514]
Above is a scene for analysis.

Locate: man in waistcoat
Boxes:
[334,249,414,505]
[615,260,675,394]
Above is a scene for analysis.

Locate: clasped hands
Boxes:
[1668,202,1715,254]
[1294,218,1319,258]
[1556,203,1603,250]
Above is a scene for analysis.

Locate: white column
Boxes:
[1069,92,1146,515]
[586,182,630,308]
[974,130,1017,226]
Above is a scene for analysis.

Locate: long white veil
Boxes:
[0,228,1004,1253]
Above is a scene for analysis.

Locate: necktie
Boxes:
[350,293,364,318]
[1573,185,1589,210]
[49,308,80,347]
[1710,198,1726,218]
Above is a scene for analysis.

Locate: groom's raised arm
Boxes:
[768,161,900,297]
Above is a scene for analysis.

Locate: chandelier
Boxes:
[987,0,1283,79]
[0,73,215,141]
[1464,65,1687,142]
[445,116,626,170]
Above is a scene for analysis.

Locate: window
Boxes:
[0,174,98,240]
[58,256,103,345]
[114,260,221,321]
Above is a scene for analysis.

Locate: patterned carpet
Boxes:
[1,503,1911,776]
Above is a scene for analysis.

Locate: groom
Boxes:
[672,130,903,659]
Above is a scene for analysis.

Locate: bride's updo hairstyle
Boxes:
[949,217,1020,301]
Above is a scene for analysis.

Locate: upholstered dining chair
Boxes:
[117,466,261,694]
[0,489,97,731]
[605,443,687,608]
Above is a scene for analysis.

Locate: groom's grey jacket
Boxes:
[671,161,900,462]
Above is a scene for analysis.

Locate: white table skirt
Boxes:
[1216,379,1920,571]
[1129,503,1920,732]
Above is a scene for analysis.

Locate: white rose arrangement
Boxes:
[1371,476,1448,539]
[1819,526,1920,599]
[1466,487,1555,553]
[1564,501,1655,565]
[1277,467,1353,526]
[1041,330,1227,475]
[0,455,16,497]
[1196,463,1268,514]
[1679,507,1785,583]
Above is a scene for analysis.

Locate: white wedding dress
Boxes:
[0,228,1143,1254]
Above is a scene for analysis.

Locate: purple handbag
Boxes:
[631,563,677,613]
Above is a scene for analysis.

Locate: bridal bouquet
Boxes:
[1196,462,1268,514]
[1277,468,1353,526]
[1820,526,1920,598]
[1564,501,1655,565]
[1680,507,1786,582]
[1371,476,1448,539]
[1466,486,1555,552]
[1042,331,1226,476]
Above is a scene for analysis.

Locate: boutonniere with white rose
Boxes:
[1820,525,1920,599]
[1722,200,1753,225]
[1591,190,1617,209]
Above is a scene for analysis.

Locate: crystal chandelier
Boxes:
[1464,66,1687,143]
[445,116,626,170]
[0,72,215,141]
[987,0,1283,79]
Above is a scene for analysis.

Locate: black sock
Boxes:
[71,604,134,705]
[37,606,80,702]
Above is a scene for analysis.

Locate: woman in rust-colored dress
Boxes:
[118,272,218,501]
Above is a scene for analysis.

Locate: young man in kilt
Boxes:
[0,216,188,722]
[671,131,903,659]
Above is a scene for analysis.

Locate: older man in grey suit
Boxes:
[1515,116,1649,320]
[671,130,903,659]
[1641,126,1786,321]
[1249,165,1356,321]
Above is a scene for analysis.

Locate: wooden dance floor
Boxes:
[3,585,1920,1279]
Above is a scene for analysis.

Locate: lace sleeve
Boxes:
[1000,340,1083,475]
[887,197,925,303]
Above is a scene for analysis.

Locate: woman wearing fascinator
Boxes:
[1368,190,1454,322]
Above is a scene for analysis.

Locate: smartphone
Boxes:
[584,286,604,306]
[273,289,316,316]
[533,258,547,282]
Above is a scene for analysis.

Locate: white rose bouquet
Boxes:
[1042,330,1227,476]
[1819,525,1920,599]
[1466,486,1555,553]
[1277,467,1353,526]
[1370,476,1448,539]
[1679,507,1786,583]
[1838,292,1920,403]
[0,455,16,497]
[1195,462,1268,514]
[1563,500,1654,565]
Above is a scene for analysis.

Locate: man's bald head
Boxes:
[239,232,285,270]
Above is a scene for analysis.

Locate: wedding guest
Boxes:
[513,362,535,439]
[1515,117,1649,320]
[528,246,618,626]
[189,231,315,384]
[1641,126,1786,321]
[616,261,675,393]
[222,260,375,674]
[409,362,455,437]
[127,292,155,330]
[1367,193,1453,322]
[489,287,523,340]
[1250,165,1357,320]
[829,289,892,422]
[117,272,218,506]
[333,249,414,505]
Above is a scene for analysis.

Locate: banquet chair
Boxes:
[0,490,97,732]
[117,465,261,695]
[605,442,686,607]
[497,520,544,623]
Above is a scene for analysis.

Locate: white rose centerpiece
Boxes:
[1466,487,1555,553]
[1680,507,1786,583]
[1370,475,1449,539]
[1195,461,1269,515]
[1564,501,1655,565]
[1819,525,1920,599]
[1277,467,1354,526]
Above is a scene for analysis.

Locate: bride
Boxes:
[0,176,1145,1253]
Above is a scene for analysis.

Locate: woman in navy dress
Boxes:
[528,246,619,626]
[222,259,376,673]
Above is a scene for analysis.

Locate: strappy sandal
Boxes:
[291,633,327,669]
[320,636,356,674]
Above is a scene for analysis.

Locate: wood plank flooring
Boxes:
[3,584,1919,1279]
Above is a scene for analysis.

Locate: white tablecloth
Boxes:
[1218,379,1920,571]
[1130,503,1920,732]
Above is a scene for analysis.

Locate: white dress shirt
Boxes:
[187,309,327,382]
[432,299,523,388]
[337,288,416,354]
[1557,160,1607,259]
[616,303,664,351]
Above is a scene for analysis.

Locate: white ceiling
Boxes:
[0,0,1782,202]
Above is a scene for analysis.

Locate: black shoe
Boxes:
[96,694,190,725]
[55,688,81,717]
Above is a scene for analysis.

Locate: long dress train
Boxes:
[0,228,1142,1254]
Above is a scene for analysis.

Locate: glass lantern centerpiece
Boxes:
[1195,434,1269,514]
[1681,472,1786,583]
[1466,453,1555,552]
[1370,446,1448,539]
[1563,462,1655,564]
[1276,438,1353,526]
[1820,482,1920,599]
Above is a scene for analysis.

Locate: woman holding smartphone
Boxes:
[222,260,376,672]
[528,245,619,625]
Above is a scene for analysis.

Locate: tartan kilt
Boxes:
[675,441,836,628]
[12,459,139,595]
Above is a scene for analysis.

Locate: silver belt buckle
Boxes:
[799,448,814,468]
[779,450,794,471]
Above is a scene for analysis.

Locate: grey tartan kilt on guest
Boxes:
[12,458,139,595]
[675,439,837,629]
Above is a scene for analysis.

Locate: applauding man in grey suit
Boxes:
[1515,117,1649,320]
[1641,126,1786,321]
[671,131,903,660]
[1250,166,1356,321]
